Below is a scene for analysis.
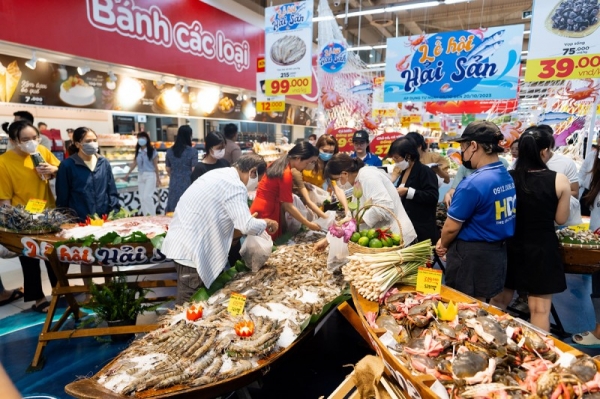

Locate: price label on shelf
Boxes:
[227,292,247,316]
[256,101,285,113]
[416,267,442,294]
[265,77,312,96]
[525,54,600,81]
[25,198,47,214]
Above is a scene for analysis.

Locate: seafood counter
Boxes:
[353,286,600,399]
[67,232,348,398]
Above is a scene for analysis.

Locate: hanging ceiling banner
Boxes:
[384,25,524,103]
[264,0,313,96]
[525,0,600,81]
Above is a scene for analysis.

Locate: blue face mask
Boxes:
[319,151,333,161]
[138,138,147,146]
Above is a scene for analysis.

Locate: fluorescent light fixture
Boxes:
[444,0,471,3]
[524,30,530,34]
[386,1,438,12]
[77,64,90,75]
[348,45,373,51]
[337,9,385,18]
[367,63,386,68]
[313,16,335,22]
[521,50,528,54]
[25,51,37,70]
[372,44,387,49]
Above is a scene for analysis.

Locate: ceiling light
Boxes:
[367,63,386,68]
[175,81,182,91]
[243,93,248,101]
[353,79,361,86]
[372,44,387,49]
[524,30,530,35]
[237,93,243,101]
[25,51,38,70]
[348,45,373,51]
[313,16,335,22]
[336,9,385,18]
[521,50,528,54]
[444,0,471,4]
[182,82,189,93]
[77,64,90,75]
[385,1,439,12]
[107,70,117,82]
[156,76,166,86]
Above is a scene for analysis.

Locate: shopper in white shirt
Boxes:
[161,154,278,304]
[579,143,597,216]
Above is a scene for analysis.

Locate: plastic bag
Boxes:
[565,195,583,226]
[305,183,331,207]
[315,210,336,231]
[285,194,308,235]
[327,232,349,271]
[0,244,17,259]
[240,231,273,272]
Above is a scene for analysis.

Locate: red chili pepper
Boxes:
[102,214,108,221]
[185,304,203,321]
[234,320,255,337]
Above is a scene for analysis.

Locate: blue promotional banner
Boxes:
[384,25,524,103]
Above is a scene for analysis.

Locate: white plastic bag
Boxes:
[565,195,583,226]
[315,210,337,231]
[285,194,308,235]
[0,244,17,259]
[327,232,349,271]
[240,231,273,272]
[305,183,331,207]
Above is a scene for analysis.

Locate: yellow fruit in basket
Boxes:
[368,238,383,248]
[391,234,401,245]
[367,229,377,239]
[357,237,370,247]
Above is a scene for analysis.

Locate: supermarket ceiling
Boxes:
[233,0,533,67]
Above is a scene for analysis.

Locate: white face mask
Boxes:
[212,148,225,159]
[246,170,259,191]
[19,140,38,154]
[395,160,409,171]
[81,142,99,155]
[308,140,316,146]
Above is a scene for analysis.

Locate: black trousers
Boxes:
[19,256,57,302]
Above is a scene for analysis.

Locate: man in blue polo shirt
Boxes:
[351,130,382,166]
[435,121,516,300]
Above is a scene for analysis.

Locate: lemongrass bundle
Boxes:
[342,240,432,301]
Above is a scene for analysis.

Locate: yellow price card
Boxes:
[227,292,247,316]
[25,199,47,214]
[416,267,442,294]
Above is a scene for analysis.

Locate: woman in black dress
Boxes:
[490,128,571,331]
[388,137,438,243]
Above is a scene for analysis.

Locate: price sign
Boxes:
[371,133,402,157]
[25,199,47,214]
[423,122,441,129]
[332,128,356,153]
[227,292,247,316]
[20,95,44,105]
[373,109,396,118]
[265,77,312,96]
[410,115,422,123]
[416,267,442,294]
[525,54,600,81]
[256,101,285,113]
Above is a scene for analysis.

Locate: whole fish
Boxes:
[538,111,575,125]
[554,116,586,147]
[470,29,505,54]
[466,40,504,64]
[349,83,374,94]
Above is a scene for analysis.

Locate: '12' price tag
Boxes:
[25,199,47,214]
[416,267,442,294]
[227,292,247,316]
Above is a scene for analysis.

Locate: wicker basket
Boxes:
[347,204,403,255]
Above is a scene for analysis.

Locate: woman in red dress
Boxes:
[250,142,321,239]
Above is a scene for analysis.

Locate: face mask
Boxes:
[81,142,98,155]
[309,140,316,146]
[395,160,409,171]
[461,145,475,169]
[138,138,147,146]
[19,140,38,154]
[319,151,333,162]
[246,170,259,191]
[212,148,225,159]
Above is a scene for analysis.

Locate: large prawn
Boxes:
[396,55,411,72]
[468,27,488,40]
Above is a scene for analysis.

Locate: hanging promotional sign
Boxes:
[370,133,403,157]
[332,127,356,153]
[525,0,600,81]
[372,77,398,118]
[256,57,285,112]
[264,0,313,96]
[384,25,524,102]
[319,41,348,73]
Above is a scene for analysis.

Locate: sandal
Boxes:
[0,288,24,306]
[31,300,50,314]
[572,331,600,347]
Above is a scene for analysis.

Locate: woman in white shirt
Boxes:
[124,132,160,216]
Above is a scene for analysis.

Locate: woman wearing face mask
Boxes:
[165,125,198,212]
[0,120,60,313]
[56,127,120,293]
[250,142,322,239]
[124,132,159,216]
[388,137,439,243]
[191,131,229,183]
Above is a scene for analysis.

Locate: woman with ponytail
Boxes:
[490,128,570,331]
[250,142,321,239]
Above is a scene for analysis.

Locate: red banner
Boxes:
[332,127,356,153]
[425,100,519,115]
[371,133,403,158]
[0,0,263,91]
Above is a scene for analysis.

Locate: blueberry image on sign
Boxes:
[319,41,348,73]
[401,30,504,98]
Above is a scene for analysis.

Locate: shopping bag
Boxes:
[285,194,308,235]
[565,195,583,226]
[0,244,17,259]
[305,183,331,207]
[315,210,337,231]
[240,231,273,272]
[327,232,349,271]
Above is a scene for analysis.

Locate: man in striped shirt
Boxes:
[162,154,279,304]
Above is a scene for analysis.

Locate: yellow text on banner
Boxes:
[256,101,285,113]
[416,267,442,294]
[525,54,600,82]
[265,77,312,96]
[25,199,47,214]
[227,293,247,316]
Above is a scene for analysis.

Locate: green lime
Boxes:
[369,238,383,248]
[367,229,378,239]
[358,237,370,247]
[350,232,361,243]
[383,237,394,247]
[360,230,369,237]
[391,233,402,245]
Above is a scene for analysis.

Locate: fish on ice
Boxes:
[349,83,374,94]
[538,111,576,125]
